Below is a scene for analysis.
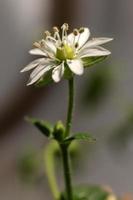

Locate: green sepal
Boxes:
[61,185,117,200]
[53,121,65,142]
[64,133,96,143]
[25,116,53,137]
[64,62,73,80]
[82,56,107,68]
[35,69,53,87]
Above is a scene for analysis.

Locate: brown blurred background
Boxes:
[0,0,133,199]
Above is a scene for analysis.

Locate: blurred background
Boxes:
[0,0,133,199]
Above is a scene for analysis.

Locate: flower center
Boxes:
[56,44,75,60]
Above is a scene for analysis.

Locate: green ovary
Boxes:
[56,44,75,60]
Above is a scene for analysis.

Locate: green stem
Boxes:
[60,77,74,200]
[65,77,74,137]
[61,144,73,200]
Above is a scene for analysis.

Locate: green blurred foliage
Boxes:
[82,63,112,110]
[61,185,118,200]
[108,108,133,153]
[17,149,40,183]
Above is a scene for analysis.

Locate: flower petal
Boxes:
[83,37,113,49]
[27,65,52,86]
[78,28,90,48]
[20,58,45,72]
[68,28,90,48]
[30,60,54,79]
[67,59,84,75]
[43,40,56,54]
[79,46,111,58]
[52,63,64,82]
[29,48,47,56]
[30,65,45,79]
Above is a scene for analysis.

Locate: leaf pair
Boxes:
[26,117,96,145]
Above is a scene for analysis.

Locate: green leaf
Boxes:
[25,117,53,137]
[61,185,117,200]
[65,133,96,143]
[82,56,107,68]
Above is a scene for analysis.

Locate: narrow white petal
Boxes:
[29,48,47,56]
[78,28,90,48]
[67,59,84,75]
[52,63,64,82]
[43,40,56,54]
[30,60,54,79]
[79,46,111,58]
[67,33,75,45]
[27,65,52,86]
[68,28,90,48]
[30,65,45,79]
[83,37,113,49]
[20,58,45,72]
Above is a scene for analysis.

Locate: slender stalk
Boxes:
[60,77,74,200]
[61,144,73,200]
[65,77,74,137]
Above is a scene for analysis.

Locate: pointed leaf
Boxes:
[25,117,53,137]
[82,56,107,68]
[61,185,117,200]
[65,133,96,143]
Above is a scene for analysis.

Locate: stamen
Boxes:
[75,42,79,48]
[79,27,85,33]
[73,29,79,36]
[53,26,61,43]
[46,36,56,43]
[61,23,69,30]
[33,42,41,48]
[44,31,51,38]
[40,40,45,47]
[72,29,79,47]
[61,23,69,42]
[53,26,59,33]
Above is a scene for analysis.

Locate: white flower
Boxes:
[21,23,113,85]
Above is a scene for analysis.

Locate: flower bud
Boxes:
[53,121,65,141]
